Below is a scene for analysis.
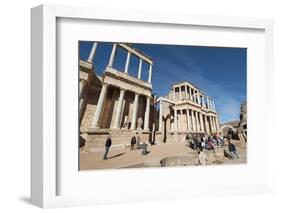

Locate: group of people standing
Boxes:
[186,132,239,161]
[186,132,224,151]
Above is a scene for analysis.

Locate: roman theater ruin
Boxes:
[79,42,220,150]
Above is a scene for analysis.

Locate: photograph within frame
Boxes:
[79,42,247,170]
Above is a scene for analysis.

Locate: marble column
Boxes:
[186,109,191,131]
[108,43,117,67]
[202,96,205,107]
[210,116,214,132]
[159,100,163,131]
[137,59,142,79]
[179,109,183,131]
[212,117,215,132]
[87,42,98,63]
[113,89,125,129]
[199,113,202,132]
[130,93,139,130]
[148,64,152,83]
[144,96,151,130]
[212,99,216,111]
[90,84,108,129]
[191,110,196,131]
[185,85,188,100]
[124,52,131,74]
[205,116,209,132]
[195,111,199,132]
[179,86,182,101]
[79,79,86,98]
[174,108,178,131]
[189,87,192,100]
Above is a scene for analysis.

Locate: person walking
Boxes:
[130,135,136,151]
[103,135,112,160]
[228,140,239,159]
[136,132,141,149]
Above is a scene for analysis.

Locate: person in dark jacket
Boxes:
[130,136,136,151]
[228,140,239,159]
[103,135,112,160]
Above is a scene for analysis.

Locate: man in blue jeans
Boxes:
[103,135,112,160]
[228,140,239,159]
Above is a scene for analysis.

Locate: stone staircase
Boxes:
[84,129,151,150]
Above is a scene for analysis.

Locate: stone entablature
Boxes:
[103,66,152,97]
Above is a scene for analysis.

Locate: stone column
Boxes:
[195,111,199,132]
[113,88,126,129]
[87,42,98,63]
[212,99,216,111]
[137,59,142,79]
[206,97,209,108]
[108,43,117,67]
[186,109,191,131]
[212,117,215,132]
[202,96,205,107]
[210,98,213,110]
[179,86,182,101]
[159,99,163,131]
[185,85,188,100]
[205,116,209,132]
[124,52,131,74]
[199,113,202,132]
[174,108,178,131]
[189,87,192,100]
[191,110,196,131]
[210,116,214,132]
[179,109,183,131]
[90,84,108,129]
[130,93,139,130]
[79,79,86,98]
[144,96,151,130]
[148,64,152,83]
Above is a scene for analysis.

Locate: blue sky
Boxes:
[79,41,246,124]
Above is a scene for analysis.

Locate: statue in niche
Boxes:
[122,115,129,129]
[137,117,143,130]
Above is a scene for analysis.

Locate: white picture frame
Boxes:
[31,4,274,208]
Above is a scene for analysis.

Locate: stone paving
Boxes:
[79,140,246,170]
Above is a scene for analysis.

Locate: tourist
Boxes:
[213,133,219,146]
[136,132,141,149]
[185,134,191,147]
[130,135,136,151]
[141,142,149,155]
[228,140,239,159]
[197,134,202,150]
[224,149,232,159]
[192,135,198,150]
[103,135,112,160]
[187,135,193,148]
[198,148,208,165]
[206,136,214,150]
[218,132,224,146]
